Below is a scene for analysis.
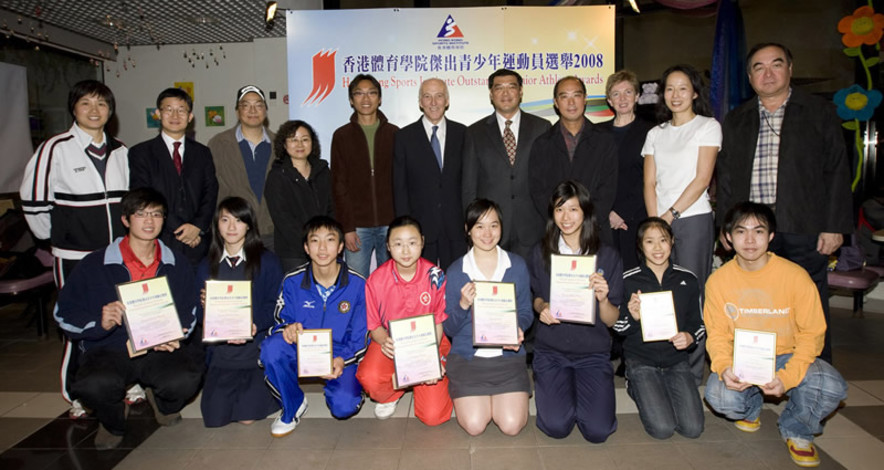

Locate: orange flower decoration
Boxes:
[838,6,884,47]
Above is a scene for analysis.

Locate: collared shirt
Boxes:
[161,132,185,164]
[557,235,582,256]
[120,235,162,281]
[560,119,585,161]
[750,89,791,205]
[71,122,105,150]
[221,247,245,269]
[235,124,271,156]
[495,110,522,143]
[462,246,512,358]
[421,116,447,164]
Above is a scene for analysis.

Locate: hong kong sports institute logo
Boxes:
[303,49,336,106]
[432,15,468,49]
[436,15,463,38]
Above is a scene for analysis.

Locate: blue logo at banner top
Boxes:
[436,15,464,38]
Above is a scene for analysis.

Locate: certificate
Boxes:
[117,276,184,353]
[297,329,333,377]
[203,280,253,343]
[472,281,519,347]
[389,314,441,389]
[638,291,679,342]
[549,254,596,324]
[732,329,777,386]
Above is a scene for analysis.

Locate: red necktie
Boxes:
[172,141,182,175]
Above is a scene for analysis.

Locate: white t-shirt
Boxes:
[641,115,721,218]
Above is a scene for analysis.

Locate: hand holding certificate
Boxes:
[549,254,596,324]
[388,314,441,389]
[117,276,184,353]
[472,282,519,347]
[297,329,333,377]
[732,329,777,386]
[203,280,253,343]
[638,291,679,342]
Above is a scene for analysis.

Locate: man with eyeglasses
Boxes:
[208,85,276,249]
[129,87,218,265]
[462,68,551,261]
[528,76,618,246]
[54,188,203,449]
[331,74,399,277]
[716,43,852,363]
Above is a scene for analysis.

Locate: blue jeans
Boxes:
[704,354,847,441]
[345,226,389,278]
[625,358,704,439]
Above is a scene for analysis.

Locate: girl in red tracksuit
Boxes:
[356,216,453,426]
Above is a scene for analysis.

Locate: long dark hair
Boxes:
[635,217,674,264]
[655,64,713,123]
[541,180,599,268]
[208,197,264,279]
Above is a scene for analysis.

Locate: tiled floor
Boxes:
[1,296,883,470]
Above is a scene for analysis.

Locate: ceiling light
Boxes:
[627,0,641,14]
[266,2,278,23]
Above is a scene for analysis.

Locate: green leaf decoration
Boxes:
[865,57,880,67]
[844,47,862,57]
[843,121,858,130]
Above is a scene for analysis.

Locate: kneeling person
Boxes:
[54,188,203,449]
[260,216,368,437]
[704,202,847,468]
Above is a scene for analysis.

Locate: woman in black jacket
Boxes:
[265,120,334,272]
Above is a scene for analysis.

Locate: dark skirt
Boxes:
[446,353,531,399]
[200,366,279,427]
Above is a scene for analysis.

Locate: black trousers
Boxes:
[71,347,203,434]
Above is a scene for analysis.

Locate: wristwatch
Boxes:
[668,207,681,220]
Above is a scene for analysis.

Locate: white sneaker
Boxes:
[271,398,308,438]
[125,384,146,405]
[69,399,88,419]
[374,399,399,420]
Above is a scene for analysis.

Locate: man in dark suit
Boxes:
[393,78,467,270]
[129,87,218,265]
[462,69,551,260]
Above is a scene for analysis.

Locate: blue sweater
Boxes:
[443,251,534,360]
[54,237,197,353]
[195,250,283,369]
[268,261,368,367]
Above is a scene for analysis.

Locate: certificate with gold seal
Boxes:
[297,329,333,377]
[472,281,519,347]
[203,280,253,343]
[549,254,596,324]
[638,291,678,342]
[389,314,441,389]
[117,276,184,353]
[733,329,777,386]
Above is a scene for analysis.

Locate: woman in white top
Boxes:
[642,64,720,385]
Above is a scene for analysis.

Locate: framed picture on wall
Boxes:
[146,108,161,128]
[206,106,225,127]
[174,82,195,101]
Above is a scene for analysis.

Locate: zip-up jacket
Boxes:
[53,237,198,353]
[269,261,368,367]
[613,263,705,368]
[20,124,129,260]
[330,111,398,233]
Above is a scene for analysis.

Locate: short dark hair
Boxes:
[655,64,713,122]
[121,187,167,218]
[488,69,523,89]
[386,215,423,243]
[156,87,193,111]
[274,120,321,162]
[635,217,674,263]
[746,42,793,73]
[723,201,777,235]
[464,199,503,247]
[303,216,344,245]
[68,80,115,118]
[349,74,382,100]
[553,76,586,98]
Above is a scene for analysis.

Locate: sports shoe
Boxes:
[787,437,820,467]
[374,399,399,420]
[735,416,761,433]
[125,384,146,405]
[69,399,89,419]
[271,398,308,438]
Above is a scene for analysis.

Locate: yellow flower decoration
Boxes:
[838,6,884,47]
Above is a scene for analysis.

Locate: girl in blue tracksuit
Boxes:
[196,197,283,427]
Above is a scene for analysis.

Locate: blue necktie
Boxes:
[430,125,442,170]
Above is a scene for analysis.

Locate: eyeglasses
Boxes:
[160,107,190,116]
[132,210,165,219]
[351,90,379,98]
[492,83,520,94]
[238,101,266,111]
